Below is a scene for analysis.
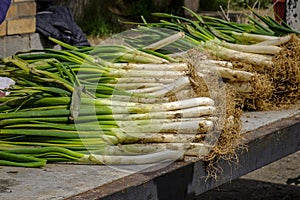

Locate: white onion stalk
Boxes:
[127,85,166,94]
[212,39,282,55]
[161,96,214,110]
[143,31,185,51]
[78,105,216,122]
[160,120,214,133]
[94,144,166,155]
[109,129,203,143]
[149,76,190,97]
[109,82,166,90]
[112,77,175,84]
[93,143,207,156]
[118,117,217,124]
[166,142,211,157]
[89,149,184,165]
[139,134,200,143]
[252,34,291,46]
[230,31,280,43]
[196,65,255,82]
[125,76,191,95]
[109,106,216,120]
[112,61,233,73]
[95,143,212,157]
[111,95,170,104]
[110,48,170,64]
[201,41,273,67]
[199,59,234,68]
[108,69,184,78]
[118,119,214,134]
[89,96,214,111]
[111,63,188,71]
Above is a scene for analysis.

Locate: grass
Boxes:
[77,1,124,37]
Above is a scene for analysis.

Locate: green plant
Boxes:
[78,0,185,37]
[233,0,271,9]
[199,0,228,11]
[126,0,184,21]
[77,0,124,36]
[199,0,271,11]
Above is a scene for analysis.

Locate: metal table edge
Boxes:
[67,113,300,200]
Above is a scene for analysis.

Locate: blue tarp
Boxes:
[0,0,11,24]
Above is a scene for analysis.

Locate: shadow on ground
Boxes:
[196,178,300,200]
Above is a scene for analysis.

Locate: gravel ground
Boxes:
[196,151,300,200]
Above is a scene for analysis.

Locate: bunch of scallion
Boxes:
[124,6,296,64]
[123,7,299,108]
[0,39,217,167]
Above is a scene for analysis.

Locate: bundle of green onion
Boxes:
[123,7,300,110]
[0,40,219,167]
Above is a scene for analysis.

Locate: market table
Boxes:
[1,108,300,200]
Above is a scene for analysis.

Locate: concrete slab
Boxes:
[0,34,31,57]
[0,164,132,200]
[0,33,61,57]
[242,108,300,133]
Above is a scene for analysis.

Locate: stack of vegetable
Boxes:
[2,6,299,170]
[126,7,300,111]
[0,39,226,168]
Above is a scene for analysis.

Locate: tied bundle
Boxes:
[0,41,227,168]
[127,7,300,111]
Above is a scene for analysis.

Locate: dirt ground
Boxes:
[195,150,300,200]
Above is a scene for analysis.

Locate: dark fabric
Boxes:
[0,0,11,24]
[35,0,53,12]
[36,6,90,46]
